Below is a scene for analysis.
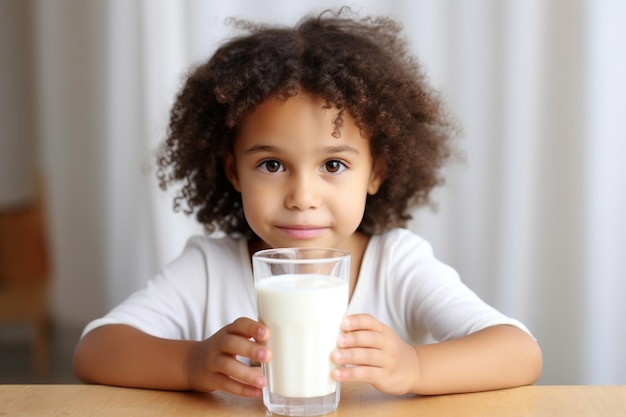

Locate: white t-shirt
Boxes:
[82,228,531,345]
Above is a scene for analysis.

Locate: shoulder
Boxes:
[163,233,249,277]
[185,233,241,250]
[354,228,459,343]
[182,233,247,261]
[369,228,437,260]
[365,227,458,282]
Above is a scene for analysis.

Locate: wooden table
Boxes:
[1,383,625,416]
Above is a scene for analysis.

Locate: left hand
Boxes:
[331,314,420,395]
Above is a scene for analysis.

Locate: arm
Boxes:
[331,314,542,395]
[73,319,271,397]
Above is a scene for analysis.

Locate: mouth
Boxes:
[276,225,327,239]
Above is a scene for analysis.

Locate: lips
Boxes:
[276,225,326,239]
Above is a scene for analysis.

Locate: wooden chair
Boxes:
[0,184,50,376]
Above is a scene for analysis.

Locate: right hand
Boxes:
[185,317,272,397]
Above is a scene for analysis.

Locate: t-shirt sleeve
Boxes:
[387,231,533,343]
[80,236,210,341]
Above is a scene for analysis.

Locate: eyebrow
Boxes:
[243,144,360,155]
[323,145,360,155]
[243,145,280,154]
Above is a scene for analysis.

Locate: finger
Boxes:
[341,314,384,332]
[332,364,380,385]
[228,317,270,342]
[210,372,265,398]
[215,355,268,389]
[332,347,386,367]
[337,330,386,349]
[218,332,271,363]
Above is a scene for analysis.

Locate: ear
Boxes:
[223,153,241,192]
[367,160,385,195]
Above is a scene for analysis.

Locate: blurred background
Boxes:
[1,0,624,385]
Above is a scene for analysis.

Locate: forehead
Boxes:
[235,91,370,152]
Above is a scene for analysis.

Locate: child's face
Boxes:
[225,91,383,251]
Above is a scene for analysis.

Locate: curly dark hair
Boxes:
[156,7,459,238]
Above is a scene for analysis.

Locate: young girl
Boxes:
[73,8,542,397]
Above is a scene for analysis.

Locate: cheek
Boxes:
[333,191,367,225]
[240,188,261,216]
[239,185,275,225]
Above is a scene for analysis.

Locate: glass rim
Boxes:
[252,247,350,264]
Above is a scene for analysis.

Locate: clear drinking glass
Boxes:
[253,247,350,416]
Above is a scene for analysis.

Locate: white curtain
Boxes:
[4,0,624,385]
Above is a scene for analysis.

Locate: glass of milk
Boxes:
[253,247,350,416]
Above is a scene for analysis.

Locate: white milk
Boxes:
[256,274,348,398]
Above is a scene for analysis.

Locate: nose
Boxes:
[284,172,321,210]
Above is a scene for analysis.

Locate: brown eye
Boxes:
[259,160,284,173]
[324,160,346,174]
